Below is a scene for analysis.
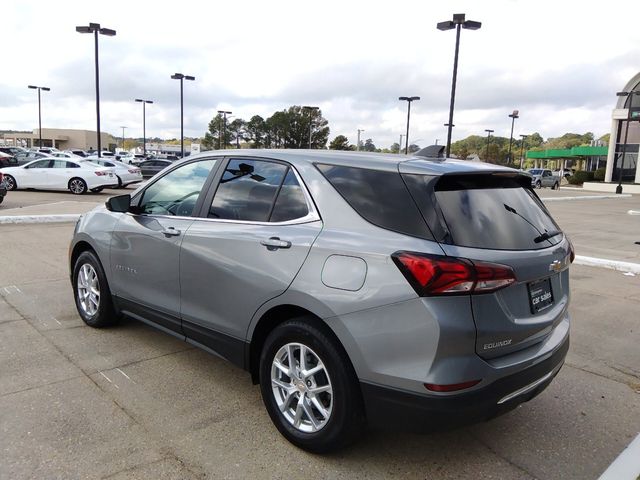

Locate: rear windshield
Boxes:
[433,175,562,250]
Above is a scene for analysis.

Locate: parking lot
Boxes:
[1,188,639,479]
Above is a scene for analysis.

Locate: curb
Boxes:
[542,194,632,202]
[0,214,81,225]
[574,255,640,274]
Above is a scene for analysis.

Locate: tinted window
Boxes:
[209,159,287,221]
[139,159,217,216]
[433,175,561,250]
[316,164,433,240]
[66,161,80,168]
[270,169,309,222]
[52,160,68,168]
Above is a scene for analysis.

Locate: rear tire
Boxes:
[69,177,87,195]
[72,250,118,328]
[90,187,104,193]
[553,182,559,190]
[4,175,16,190]
[259,318,365,453]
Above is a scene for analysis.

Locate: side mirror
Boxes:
[105,194,131,213]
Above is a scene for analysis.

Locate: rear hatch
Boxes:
[400,164,572,359]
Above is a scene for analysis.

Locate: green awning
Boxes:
[526,145,608,159]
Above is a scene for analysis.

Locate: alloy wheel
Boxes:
[77,263,100,316]
[270,342,333,433]
[69,179,86,194]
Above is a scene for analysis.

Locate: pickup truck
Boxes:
[527,169,560,189]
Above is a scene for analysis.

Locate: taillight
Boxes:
[128,169,140,174]
[94,171,107,176]
[392,251,516,296]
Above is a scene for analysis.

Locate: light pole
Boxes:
[76,23,116,158]
[507,110,519,166]
[484,129,494,161]
[119,126,127,151]
[217,110,232,149]
[171,73,195,157]
[399,96,420,154]
[399,134,405,154]
[519,134,528,169]
[357,129,365,151]
[135,99,153,157]
[615,91,639,194]
[438,13,481,158]
[302,106,319,148]
[27,85,50,148]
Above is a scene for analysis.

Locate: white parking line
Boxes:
[99,371,119,389]
[116,367,135,383]
[598,432,640,480]
[543,194,632,202]
[628,210,640,215]
[574,255,640,274]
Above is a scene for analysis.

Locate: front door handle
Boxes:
[162,227,181,237]
[260,237,291,250]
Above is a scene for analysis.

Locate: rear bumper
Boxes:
[360,334,569,432]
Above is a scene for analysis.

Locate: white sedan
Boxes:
[0,158,117,194]
[83,158,143,187]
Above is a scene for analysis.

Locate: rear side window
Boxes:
[209,159,287,221]
[316,164,433,240]
[432,175,561,250]
[270,169,309,222]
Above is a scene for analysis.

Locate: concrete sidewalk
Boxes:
[0,200,102,217]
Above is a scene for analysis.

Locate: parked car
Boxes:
[138,159,172,178]
[0,146,28,158]
[69,150,573,452]
[1,158,117,194]
[84,158,143,187]
[527,169,560,189]
[52,152,82,159]
[552,169,573,179]
[0,151,17,167]
[0,172,7,204]
[67,149,89,157]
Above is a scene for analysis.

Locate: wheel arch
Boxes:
[248,303,356,385]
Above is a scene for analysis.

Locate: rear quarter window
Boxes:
[316,164,433,240]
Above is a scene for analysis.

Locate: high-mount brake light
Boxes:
[392,252,516,296]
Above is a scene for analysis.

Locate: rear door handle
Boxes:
[260,237,291,250]
[162,227,181,237]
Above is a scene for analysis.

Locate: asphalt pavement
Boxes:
[1,206,639,478]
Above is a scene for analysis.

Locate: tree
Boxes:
[362,138,376,152]
[408,144,420,154]
[329,135,352,150]
[228,118,246,149]
[389,142,401,154]
[245,115,267,148]
[202,113,224,150]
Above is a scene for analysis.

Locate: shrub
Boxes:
[568,171,594,185]
[593,167,606,181]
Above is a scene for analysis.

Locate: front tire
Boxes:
[535,180,542,189]
[4,175,16,190]
[553,182,559,190]
[259,319,364,453]
[72,250,118,328]
[69,177,87,195]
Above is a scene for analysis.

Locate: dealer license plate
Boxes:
[528,278,554,314]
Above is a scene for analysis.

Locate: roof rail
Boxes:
[414,145,446,160]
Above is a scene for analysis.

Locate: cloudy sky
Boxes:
[2,0,639,148]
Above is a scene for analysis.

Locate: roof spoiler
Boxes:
[414,145,446,160]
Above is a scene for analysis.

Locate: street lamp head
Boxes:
[171,73,184,80]
[399,96,420,102]
[75,25,92,33]
[145,100,154,104]
[452,13,466,23]
[509,110,519,119]
[485,129,494,133]
[520,134,528,138]
[99,27,116,36]
[437,20,455,31]
[185,75,195,81]
[462,20,481,30]
[41,87,51,91]
[28,85,37,89]
[135,98,144,102]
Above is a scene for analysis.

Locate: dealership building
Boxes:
[2,128,117,151]
[604,72,640,187]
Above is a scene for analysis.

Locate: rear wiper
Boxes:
[533,230,563,243]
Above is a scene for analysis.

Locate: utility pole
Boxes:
[357,129,364,151]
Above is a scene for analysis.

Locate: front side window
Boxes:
[139,159,218,216]
[209,159,288,222]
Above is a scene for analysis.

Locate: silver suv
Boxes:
[69,149,572,452]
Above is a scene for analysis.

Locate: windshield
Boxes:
[528,169,542,175]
